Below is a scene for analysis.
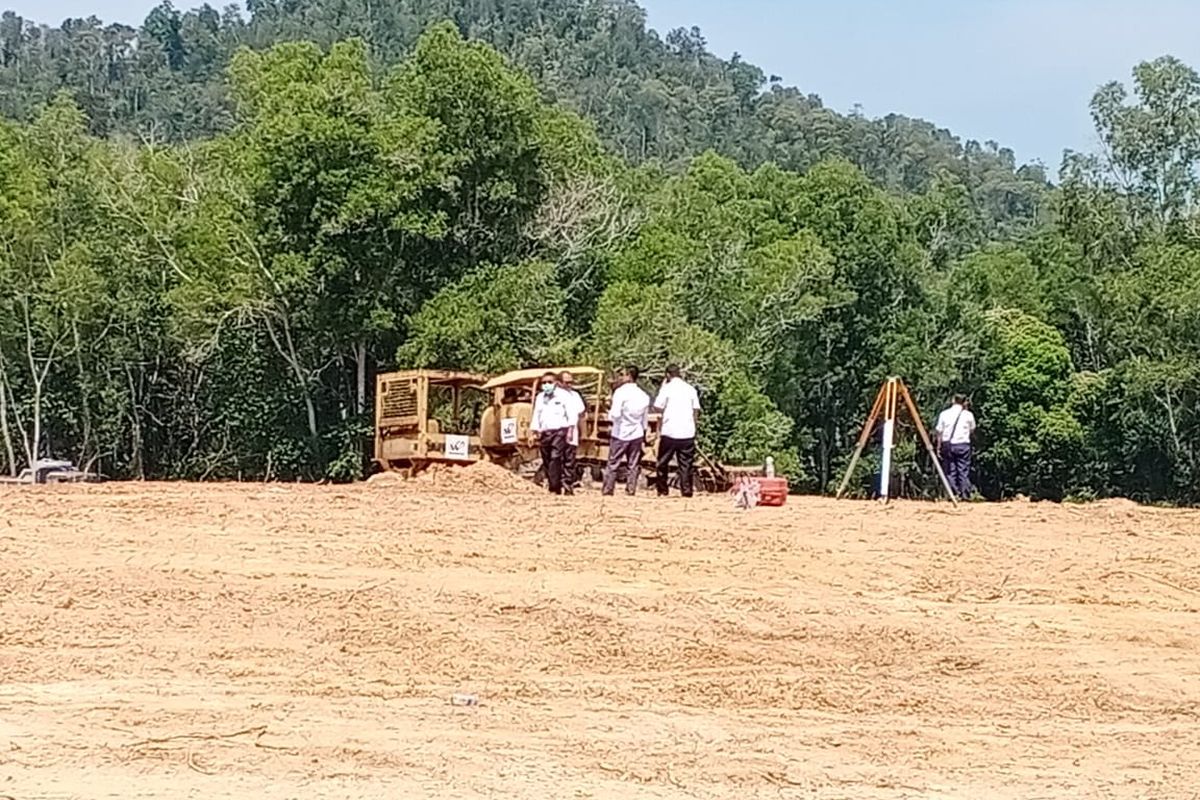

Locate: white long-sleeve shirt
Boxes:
[608,382,650,441]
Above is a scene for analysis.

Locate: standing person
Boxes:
[652,364,701,498]
[531,371,573,495]
[603,366,650,496]
[558,371,586,494]
[935,393,977,499]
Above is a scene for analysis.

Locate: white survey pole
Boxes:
[879,417,895,499]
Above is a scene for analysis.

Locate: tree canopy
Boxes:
[0,1,1197,503]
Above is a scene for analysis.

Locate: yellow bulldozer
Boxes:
[373,366,739,491]
[373,370,490,470]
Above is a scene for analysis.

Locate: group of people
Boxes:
[530,366,979,501]
[529,365,700,498]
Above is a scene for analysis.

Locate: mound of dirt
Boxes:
[1093,497,1145,519]
[369,461,541,494]
[365,471,405,485]
[437,461,542,494]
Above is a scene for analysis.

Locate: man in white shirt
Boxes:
[558,371,587,494]
[935,394,977,499]
[603,365,650,496]
[530,371,574,495]
[652,364,701,498]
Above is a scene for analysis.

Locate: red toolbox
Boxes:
[755,477,788,506]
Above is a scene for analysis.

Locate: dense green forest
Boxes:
[0,0,1197,502]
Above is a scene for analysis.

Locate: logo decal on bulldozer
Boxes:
[445,434,470,460]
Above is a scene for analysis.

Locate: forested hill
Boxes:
[1,1,1198,504]
[0,0,1047,231]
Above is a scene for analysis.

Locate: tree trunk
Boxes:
[820,436,831,491]
[354,339,367,416]
[0,365,15,476]
[30,381,41,463]
[6,376,32,469]
[264,313,319,444]
[72,321,93,468]
[1157,388,1181,457]
[124,363,144,479]
[22,301,50,465]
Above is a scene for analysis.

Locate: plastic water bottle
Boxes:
[765,456,775,478]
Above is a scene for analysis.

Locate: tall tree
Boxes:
[1090,56,1200,230]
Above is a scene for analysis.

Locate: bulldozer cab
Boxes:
[479,366,606,448]
[374,370,490,473]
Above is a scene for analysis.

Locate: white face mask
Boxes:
[541,382,555,396]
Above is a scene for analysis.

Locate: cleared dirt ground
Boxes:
[2,471,1200,799]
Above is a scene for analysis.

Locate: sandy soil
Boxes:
[2,477,1200,799]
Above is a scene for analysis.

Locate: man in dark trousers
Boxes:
[652,364,701,497]
[935,393,977,499]
[603,365,650,496]
[531,371,573,495]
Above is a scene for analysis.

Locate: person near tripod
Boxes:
[935,394,976,499]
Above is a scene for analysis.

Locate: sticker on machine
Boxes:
[500,418,518,444]
[445,434,470,460]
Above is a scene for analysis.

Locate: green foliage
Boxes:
[1109,357,1200,500]
[702,372,804,482]
[386,22,549,262]
[324,416,371,482]
[1090,56,1200,229]
[398,260,571,373]
[974,309,1084,500]
[588,281,735,388]
[949,247,1050,320]
[0,1,1047,235]
[0,8,1196,504]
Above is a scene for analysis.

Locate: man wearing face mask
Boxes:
[530,371,573,495]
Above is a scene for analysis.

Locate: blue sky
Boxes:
[6,0,1200,168]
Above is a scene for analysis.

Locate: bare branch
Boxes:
[530,174,643,288]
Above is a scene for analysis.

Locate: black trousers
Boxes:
[539,428,569,495]
[563,442,578,493]
[941,442,972,499]
[656,436,696,497]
